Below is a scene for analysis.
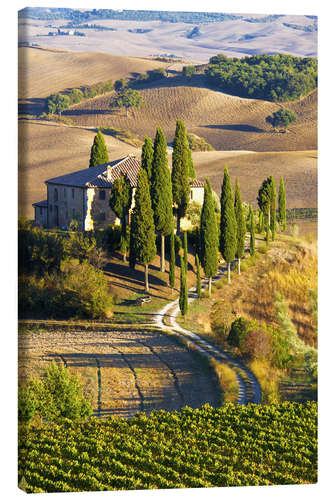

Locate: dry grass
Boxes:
[240,242,317,347]
[209,360,239,404]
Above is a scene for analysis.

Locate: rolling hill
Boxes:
[18,47,170,114]
[64,83,317,152]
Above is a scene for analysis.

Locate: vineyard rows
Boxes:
[19,402,317,493]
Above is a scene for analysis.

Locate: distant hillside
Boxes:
[64,84,317,152]
[18,47,169,113]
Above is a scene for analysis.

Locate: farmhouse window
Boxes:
[54,188,58,202]
[72,188,75,199]
[190,190,193,200]
[72,208,75,218]
[99,190,106,200]
[40,207,43,215]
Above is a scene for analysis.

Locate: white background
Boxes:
[1,1,331,499]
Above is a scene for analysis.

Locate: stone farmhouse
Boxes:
[33,155,205,231]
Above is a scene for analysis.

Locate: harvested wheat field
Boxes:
[64,84,317,152]
[18,327,220,418]
[18,47,169,114]
[193,150,317,209]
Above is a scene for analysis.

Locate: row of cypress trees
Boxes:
[129,120,196,292]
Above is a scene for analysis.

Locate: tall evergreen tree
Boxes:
[169,227,175,290]
[234,179,246,275]
[187,147,196,178]
[141,136,154,183]
[179,255,188,316]
[109,175,132,262]
[258,210,264,233]
[270,176,277,241]
[195,252,202,298]
[129,169,156,292]
[278,176,287,231]
[220,166,237,284]
[249,205,256,256]
[172,120,190,233]
[150,127,173,272]
[200,179,219,296]
[183,230,188,271]
[257,176,276,231]
[265,219,270,247]
[89,130,109,168]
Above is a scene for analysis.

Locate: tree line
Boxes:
[205,53,317,101]
[99,120,287,302]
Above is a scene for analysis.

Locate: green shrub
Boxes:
[228,317,256,348]
[20,363,92,424]
[18,260,113,319]
[257,245,268,254]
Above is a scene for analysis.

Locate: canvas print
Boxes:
[18,6,318,494]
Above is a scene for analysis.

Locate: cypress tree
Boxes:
[265,219,270,247]
[179,255,188,316]
[183,230,188,271]
[129,169,156,292]
[278,176,287,231]
[195,252,201,298]
[270,176,277,241]
[220,166,237,284]
[89,130,109,168]
[172,120,190,233]
[200,178,219,296]
[169,227,175,290]
[188,147,196,178]
[234,178,246,275]
[249,205,256,256]
[141,136,154,183]
[150,127,173,272]
[109,175,132,262]
[258,210,264,233]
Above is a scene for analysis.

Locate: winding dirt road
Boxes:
[153,266,261,405]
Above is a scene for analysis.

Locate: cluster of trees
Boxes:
[266,108,297,130]
[45,80,113,115]
[19,363,92,424]
[182,65,197,79]
[205,53,317,101]
[18,220,112,319]
[108,120,196,292]
[20,7,240,24]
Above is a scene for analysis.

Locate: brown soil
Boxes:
[63,81,317,152]
[18,327,220,418]
[18,46,169,114]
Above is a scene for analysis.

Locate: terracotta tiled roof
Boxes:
[190,178,205,188]
[45,155,205,190]
[45,156,141,188]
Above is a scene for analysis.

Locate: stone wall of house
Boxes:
[84,187,119,230]
[190,187,204,204]
[47,184,86,229]
[34,206,48,227]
